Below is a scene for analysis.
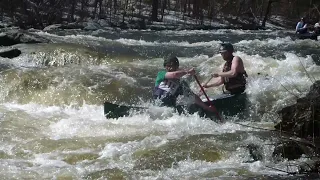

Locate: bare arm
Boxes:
[203,77,224,88]
[165,68,195,79]
[296,22,300,32]
[303,24,307,28]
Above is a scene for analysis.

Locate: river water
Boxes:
[0,28,320,179]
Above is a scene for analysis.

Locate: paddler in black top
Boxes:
[202,43,248,94]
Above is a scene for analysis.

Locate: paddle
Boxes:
[193,75,223,121]
[197,76,214,95]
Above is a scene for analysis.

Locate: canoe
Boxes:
[201,93,249,118]
[294,33,319,40]
[104,93,249,120]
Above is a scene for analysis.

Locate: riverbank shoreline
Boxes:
[1,13,293,33]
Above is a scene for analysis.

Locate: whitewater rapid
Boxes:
[0,28,319,179]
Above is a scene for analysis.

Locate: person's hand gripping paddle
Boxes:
[194,75,223,122]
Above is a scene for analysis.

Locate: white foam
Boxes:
[115,38,222,47]
[32,153,70,168]
[99,135,168,159]
[2,29,320,178]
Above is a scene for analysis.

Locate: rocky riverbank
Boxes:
[273,80,320,174]
[0,29,51,59]
[0,14,288,60]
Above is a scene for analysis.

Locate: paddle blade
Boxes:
[104,102,149,119]
[104,102,134,119]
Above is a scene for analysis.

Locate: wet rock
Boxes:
[119,22,128,29]
[0,49,21,58]
[43,22,84,31]
[0,33,17,46]
[60,22,84,30]
[84,20,102,31]
[0,17,14,28]
[307,81,320,99]
[0,30,50,46]
[272,80,320,164]
[0,64,13,72]
[43,24,62,31]
[272,141,305,160]
[275,80,320,139]
[311,54,320,66]
[128,19,146,29]
[245,143,263,162]
[98,19,109,27]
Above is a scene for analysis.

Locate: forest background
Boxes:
[0,0,319,30]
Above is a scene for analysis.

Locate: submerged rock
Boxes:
[0,29,50,46]
[0,49,21,58]
[43,22,85,31]
[84,20,102,31]
[272,140,309,160]
[245,143,263,162]
[133,135,222,170]
[43,24,62,31]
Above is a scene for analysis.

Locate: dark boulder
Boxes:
[0,49,21,58]
[272,140,308,160]
[272,81,320,164]
[0,30,50,46]
[245,143,263,162]
[275,80,320,139]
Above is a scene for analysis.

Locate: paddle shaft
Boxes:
[193,75,222,120]
[204,76,215,86]
[198,76,214,94]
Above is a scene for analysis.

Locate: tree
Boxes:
[152,0,159,21]
[68,0,76,22]
[261,0,274,27]
[161,0,167,21]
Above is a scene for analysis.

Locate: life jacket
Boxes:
[222,58,248,94]
[153,79,184,107]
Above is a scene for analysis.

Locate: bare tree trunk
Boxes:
[161,0,167,21]
[193,0,197,18]
[0,0,4,20]
[122,0,129,23]
[199,0,203,25]
[130,0,134,20]
[183,0,187,13]
[79,0,86,21]
[113,0,117,14]
[237,0,246,19]
[151,0,158,21]
[108,0,112,22]
[188,0,191,16]
[98,0,104,18]
[309,0,313,19]
[139,0,142,15]
[93,0,99,18]
[261,0,273,27]
[68,0,76,22]
[259,0,264,18]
